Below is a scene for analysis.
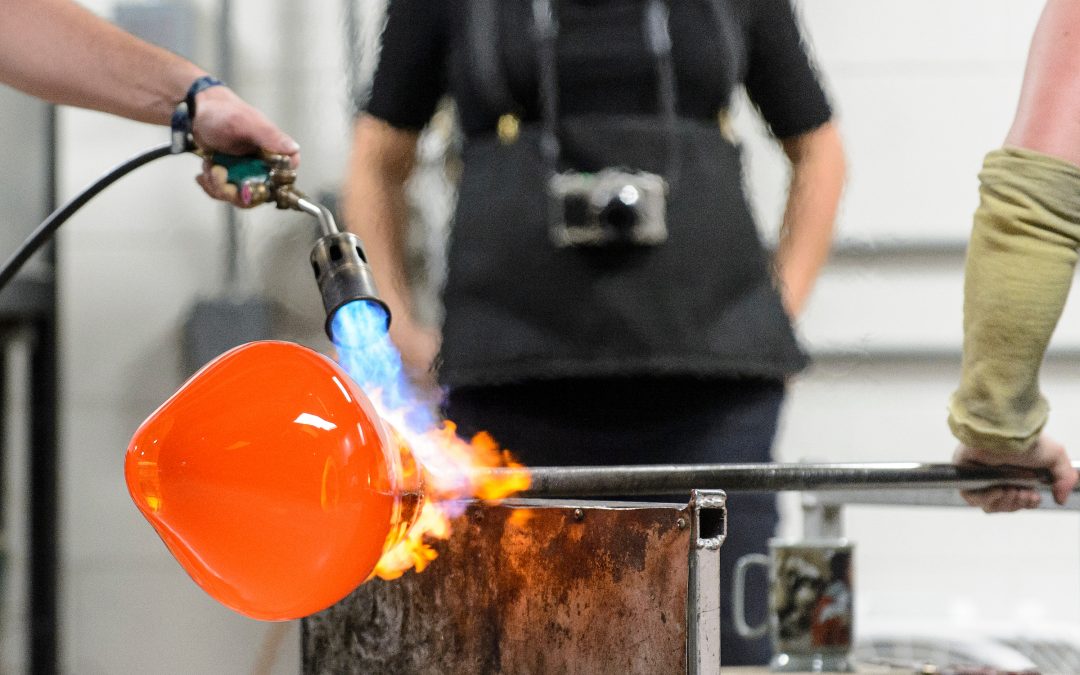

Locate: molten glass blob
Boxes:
[125,341,422,621]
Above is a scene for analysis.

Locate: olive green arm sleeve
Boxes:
[948,148,1080,452]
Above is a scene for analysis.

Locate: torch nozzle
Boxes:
[310,231,391,342]
[284,188,392,340]
[276,166,391,342]
[202,150,391,339]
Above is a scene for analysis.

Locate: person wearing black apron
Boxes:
[345,0,845,664]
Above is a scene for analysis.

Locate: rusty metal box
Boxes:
[303,491,726,674]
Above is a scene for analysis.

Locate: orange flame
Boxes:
[365,395,531,580]
[330,302,531,581]
[373,500,449,580]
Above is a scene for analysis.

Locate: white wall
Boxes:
[3,0,1078,672]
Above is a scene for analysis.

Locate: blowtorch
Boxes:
[0,140,390,342]
[210,151,391,337]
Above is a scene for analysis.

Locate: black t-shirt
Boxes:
[366,0,832,139]
[365,0,830,387]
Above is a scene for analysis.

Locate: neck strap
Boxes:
[532,0,681,182]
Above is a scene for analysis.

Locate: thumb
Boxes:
[249,122,300,167]
[1050,449,1078,505]
[259,128,300,158]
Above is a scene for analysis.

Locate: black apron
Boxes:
[438,114,807,387]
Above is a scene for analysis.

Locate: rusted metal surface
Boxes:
[302,498,692,674]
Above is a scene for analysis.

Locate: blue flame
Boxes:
[330,300,436,431]
[329,299,524,510]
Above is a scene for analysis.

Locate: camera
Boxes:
[548,168,669,247]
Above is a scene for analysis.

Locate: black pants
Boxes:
[444,376,784,666]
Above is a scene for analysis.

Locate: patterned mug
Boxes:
[733,538,855,672]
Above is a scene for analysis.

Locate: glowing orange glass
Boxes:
[125,341,421,621]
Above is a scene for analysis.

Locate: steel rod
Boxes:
[489,462,1080,498]
[808,488,1080,511]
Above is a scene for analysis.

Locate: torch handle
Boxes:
[210,152,272,185]
[200,151,291,206]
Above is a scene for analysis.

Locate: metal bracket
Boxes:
[687,489,726,675]
[691,489,727,550]
[801,492,844,540]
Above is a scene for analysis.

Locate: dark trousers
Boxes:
[444,376,784,666]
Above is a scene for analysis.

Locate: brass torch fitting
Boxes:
[214,151,392,338]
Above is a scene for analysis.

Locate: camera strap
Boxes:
[467,0,520,119]
[532,0,681,185]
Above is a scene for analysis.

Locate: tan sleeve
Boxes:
[948,147,1080,452]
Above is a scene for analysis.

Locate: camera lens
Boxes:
[600,185,640,232]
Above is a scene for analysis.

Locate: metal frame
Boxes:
[802,484,1080,541]
[300,463,1077,672]
[0,277,58,675]
[686,489,726,675]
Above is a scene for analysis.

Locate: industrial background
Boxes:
[1,0,1079,672]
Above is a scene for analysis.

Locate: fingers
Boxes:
[250,123,301,168]
[961,486,1042,513]
[1022,436,1076,506]
[954,435,1076,511]
[191,93,300,207]
[228,110,301,167]
[195,161,244,207]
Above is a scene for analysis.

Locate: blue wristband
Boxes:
[185,75,225,122]
[171,75,224,153]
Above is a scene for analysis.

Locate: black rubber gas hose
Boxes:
[0,142,174,290]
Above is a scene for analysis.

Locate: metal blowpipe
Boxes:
[481,461,1080,498]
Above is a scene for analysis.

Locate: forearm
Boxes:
[948,148,1080,452]
[774,122,845,316]
[342,115,420,327]
[0,0,204,124]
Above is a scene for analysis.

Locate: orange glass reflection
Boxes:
[125,341,421,621]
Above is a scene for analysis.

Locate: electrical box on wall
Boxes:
[113,1,199,61]
[0,87,50,279]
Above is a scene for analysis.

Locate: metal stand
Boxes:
[687,490,726,675]
[0,277,58,675]
[302,463,1079,673]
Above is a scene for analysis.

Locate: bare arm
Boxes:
[342,115,439,380]
[0,0,299,204]
[0,0,206,124]
[774,121,846,317]
[1005,0,1080,167]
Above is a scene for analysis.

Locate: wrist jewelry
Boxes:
[170,75,224,154]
